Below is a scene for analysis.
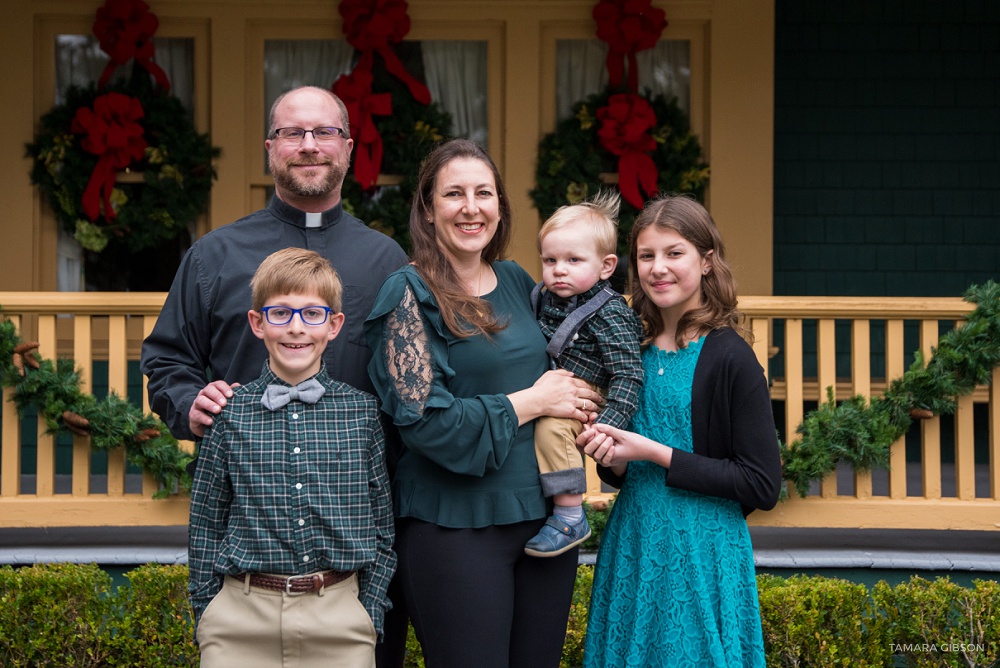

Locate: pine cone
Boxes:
[12,342,40,370]
[909,408,934,420]
[134,428,161,443]
[62,410,91,436]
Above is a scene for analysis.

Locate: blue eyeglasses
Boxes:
[259,306,335,326]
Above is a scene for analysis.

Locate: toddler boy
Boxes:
[526,191,644,557]
[187,247,395,667]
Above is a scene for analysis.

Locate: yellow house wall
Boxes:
[1,7,36,292]
[4,0,773,296]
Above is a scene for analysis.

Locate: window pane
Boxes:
[263,39,356,136]
[52,34,196,292]
[422,41,488,145]
[263,39,488,150]
[55,35,195,111]
[555,39,690,120]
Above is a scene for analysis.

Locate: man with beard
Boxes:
[141,86,408,442]
[142,88,411,667]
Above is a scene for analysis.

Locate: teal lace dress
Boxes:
[583,338,766,667]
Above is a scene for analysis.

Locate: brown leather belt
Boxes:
[234,570,353,595]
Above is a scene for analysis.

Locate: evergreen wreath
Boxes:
[28,72,217,255]
[0,313,192,498]
[531,85,709,255]
[779,280,1000,498]
[340,70,453,253]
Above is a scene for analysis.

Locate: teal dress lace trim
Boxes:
[584,337,766,667]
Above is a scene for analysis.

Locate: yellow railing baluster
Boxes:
[885,320,907,499]
[919,320,942,500]
[783,319,804,467]
[106,314,128,497]
[2,292,995,531]
[991,367,1000,501]
[852,319,872,500]
[953,321,977,501]
[955,394,976,500]
[141,314,159,497]
[817,318,838,498]
[35,315,57,498]
[72,315,92,497]
[1,315,22,498]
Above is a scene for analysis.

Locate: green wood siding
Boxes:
[774,0,999,297]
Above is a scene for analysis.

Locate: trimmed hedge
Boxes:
[0,563,196,668]
[874,577,1000,668]
[2,564,998,667]
[758,574,892,667]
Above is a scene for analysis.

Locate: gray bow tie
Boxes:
[261,378,326,410]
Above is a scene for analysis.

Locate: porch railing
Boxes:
[585,296,1000,531]
[1,293,997,531]
[0,292,190,527]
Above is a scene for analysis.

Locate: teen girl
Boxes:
[578,194,782,667]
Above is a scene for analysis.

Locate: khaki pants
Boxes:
[197,573,376,668]
[534,415,586,476]
[534,382,605,497]
[534,415,589,497]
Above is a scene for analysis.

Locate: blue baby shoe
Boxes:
[524,514,591,557]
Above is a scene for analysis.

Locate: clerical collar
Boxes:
[267,195,344,229]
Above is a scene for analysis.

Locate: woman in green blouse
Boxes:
[364,139,603,668]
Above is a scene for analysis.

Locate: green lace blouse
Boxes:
[364,261,551,528]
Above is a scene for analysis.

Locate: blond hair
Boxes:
[538,189,620,258]
[250,248,343,312]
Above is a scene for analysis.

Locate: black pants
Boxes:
[396,517,578,668]
[375,568,409,668]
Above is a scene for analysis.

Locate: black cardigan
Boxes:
[597,328,782,516]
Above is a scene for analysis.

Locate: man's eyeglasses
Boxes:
[259,306,335,326]
[270,127,349,142]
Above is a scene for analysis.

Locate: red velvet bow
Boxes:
[593,0,666,92]
[93,0,170,92]
[339,0,431,104]
[332,69,392,190]
[71,92,147,221]
[597,93,659,208]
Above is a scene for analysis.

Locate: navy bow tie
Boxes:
[261,378,326,410]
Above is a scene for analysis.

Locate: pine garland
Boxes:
[780,280,1000,498]
[0,315,191,499]
[2,282,996,503]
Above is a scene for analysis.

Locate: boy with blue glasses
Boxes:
[188,247,395,668]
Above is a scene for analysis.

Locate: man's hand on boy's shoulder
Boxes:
[189,380,241,438]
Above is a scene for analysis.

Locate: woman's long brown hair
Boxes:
[409,139,512,338]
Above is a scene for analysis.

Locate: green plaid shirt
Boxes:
[537,280,644,428]
[188,364,395,637]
